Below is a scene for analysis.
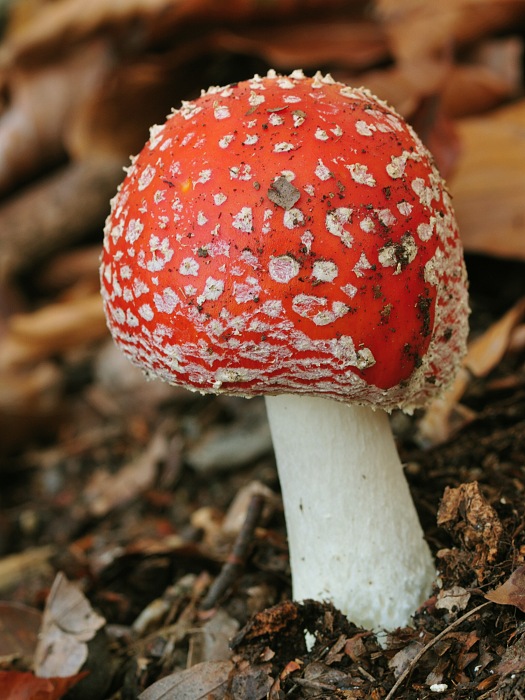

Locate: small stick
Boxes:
[385,601,491,700]
[201,493,265,610]
[0,158,124,282]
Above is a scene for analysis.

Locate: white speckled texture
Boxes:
[100,70,469,412]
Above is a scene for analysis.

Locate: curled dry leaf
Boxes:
[389,640,424,679]
[0,0,173,64]
[66,54,197,161]
[485,566,525,613]
[418,298,525,445]
[464,298,525,377]
[437,482,503,582]
[210,20,389,72]
[435,586,471,614]
[4,0,346,65]
[0,294,107,371]
[34,572,105,678]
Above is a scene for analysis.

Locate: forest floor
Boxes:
[1,2,525,698]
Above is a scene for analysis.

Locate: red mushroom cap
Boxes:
[100,70,468,411]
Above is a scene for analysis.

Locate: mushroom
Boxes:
[100,70,469,630]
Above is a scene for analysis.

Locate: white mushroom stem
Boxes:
[264,394,435,631]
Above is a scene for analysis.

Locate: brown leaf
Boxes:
[210,20,389,72]
[228,661,274,700]
[0,41,113,194]
[377,0,525,68]
[138,659,233,700]
[0,602,41,660]
[494,633,525,677]
[0,294,107,371]
[66,55,194,160]
[0,546,56,595]
[485,566,525,612]
[418,298,525,446]
[435,586,471,615]
[375,0,458,96]
[437,482,502,582]
[34,572,105,678]
[187,609,239,667]
[442,37,523,118]
[231,600,300,647]
[4,0,347,66]
[450,99,525,259]
[465,298,525,378]
[0,670,86,700]
[83,430,169,518]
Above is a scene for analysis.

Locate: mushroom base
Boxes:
[265,394,435,631]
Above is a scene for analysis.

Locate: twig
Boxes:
[201,493,265,609]
[385,601,491,700]
[0,158,124,282]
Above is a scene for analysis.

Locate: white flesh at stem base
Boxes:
[264,394,436,631]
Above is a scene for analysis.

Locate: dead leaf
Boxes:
[3,0,346,66]
[418,298,525,445]
[0,362,63,455]
[0,670,86,700]
[33,572,105,678]
[187,608,239,667]
[435,586,471,615]
[210,20,389,71]
[138,659,233,700]
[0,294,107,371]
[437,482,503,582]
[450,99,525,259]
[494,633,525,677]
[228,661,274,700]
[231,600,300,648]
[0,545,56,594]
[0,602,41,661]
[465,298,525,377]
[36,245,101,294]
[375,1,458,96]
[221,481,277,536]
[485,566,525,612]
[0,40,113,194]
[389,640,424,678]
[66,54,195,161]
[442,37,523,118]
[83,429,169,518]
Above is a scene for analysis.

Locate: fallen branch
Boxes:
[0,157,124,281]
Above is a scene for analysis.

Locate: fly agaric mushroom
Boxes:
[100,70,469,630]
